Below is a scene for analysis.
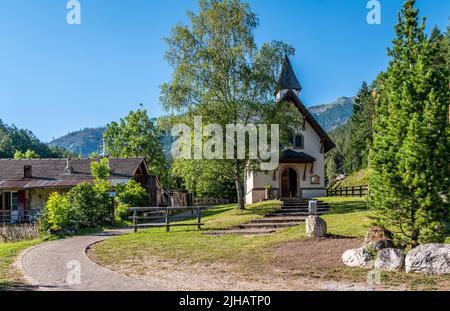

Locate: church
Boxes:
[245,58,335,204]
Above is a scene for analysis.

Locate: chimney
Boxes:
[100,138,109,158]
[64,157,74,175]
[24,165,32,179]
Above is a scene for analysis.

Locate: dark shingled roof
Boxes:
[278,57,302,91]
[0,158,148,190]
[279,89,336,153]
[280,150,316,163]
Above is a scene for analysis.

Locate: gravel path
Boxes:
[16,229,161,291]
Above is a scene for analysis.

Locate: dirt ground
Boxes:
[273,237,363,271]
[90,236,387,291]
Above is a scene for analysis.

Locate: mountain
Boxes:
[308,96,354,132]
[49,127,105,157]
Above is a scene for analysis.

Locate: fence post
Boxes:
[359,186,363,197]
[345,187,348,197]
[165,207,170,232]
[197,207,201,230]
[133,209,137,233]
[352,187,355,197]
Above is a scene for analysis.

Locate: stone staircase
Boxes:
[206,199,331,236]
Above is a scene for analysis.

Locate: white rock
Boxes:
[342,248,373,268]
[305,216,327,238]
[405,244,450,275]
[374,248,405,272]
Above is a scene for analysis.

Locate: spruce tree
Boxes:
[349,81,376,171]
[370,0,449,247]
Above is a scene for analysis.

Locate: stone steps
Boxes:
[278,207,330,213]
[282,204,329,207]
[205,228,277,236]
[249,216,306,223]
[205,200,331,236]
[269,212,327,217]
[234,222,301,229]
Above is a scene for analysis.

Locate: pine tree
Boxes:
[370,0,449,247]
[348,81,376,171]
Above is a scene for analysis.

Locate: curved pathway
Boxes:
[16,229,161,291]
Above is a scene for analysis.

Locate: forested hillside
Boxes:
[49,127,105,157]
[0,119,70,158]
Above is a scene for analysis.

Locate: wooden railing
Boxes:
[128,206,211,233]
[193,198,229,206]
[327,186,369,197]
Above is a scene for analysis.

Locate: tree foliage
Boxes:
[103,106,169,186]
[41,192,72,232]
[90,158,110,180]
[370,0,450,247]
[41,159,114,233]
[161,0,301,209]
[0,119,71,158]
[14,149,40,159]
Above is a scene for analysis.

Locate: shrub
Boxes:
[41,192,72,232]
[66,183,112,228]
[66,183,97,227]
[116,180,150,220]
[93,179,114,223]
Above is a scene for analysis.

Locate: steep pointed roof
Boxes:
[279,89,336,153]
[278,57,302,92]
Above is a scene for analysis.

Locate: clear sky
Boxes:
[0,0,448,142]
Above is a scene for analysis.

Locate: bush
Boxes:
[41,192,72,232]
[116,180,150,221]
[67,182,112,228]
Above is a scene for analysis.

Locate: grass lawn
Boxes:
[93,198,371,265]
[90,197,450,291]
[0,239,42,290]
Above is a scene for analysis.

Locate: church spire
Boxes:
[279,57,302,91]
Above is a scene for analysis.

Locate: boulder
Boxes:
[363,227,394,248]
[342,248,373,268]
[305,216,327,238]
[365,239,396,252]
[405,244,450,275]
[374,248,405,272]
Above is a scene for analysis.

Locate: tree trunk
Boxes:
[234,160,245,210]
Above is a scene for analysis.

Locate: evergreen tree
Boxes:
[370,0,449,247]
[348,82,374,171]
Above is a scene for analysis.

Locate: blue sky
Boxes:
[0,0,448,142]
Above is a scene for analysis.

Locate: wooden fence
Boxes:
[327,185,369,197]
[128,206,210,233]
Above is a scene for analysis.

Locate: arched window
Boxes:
[295,134,304,149]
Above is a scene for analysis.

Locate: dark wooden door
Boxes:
[281,168,298,198]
